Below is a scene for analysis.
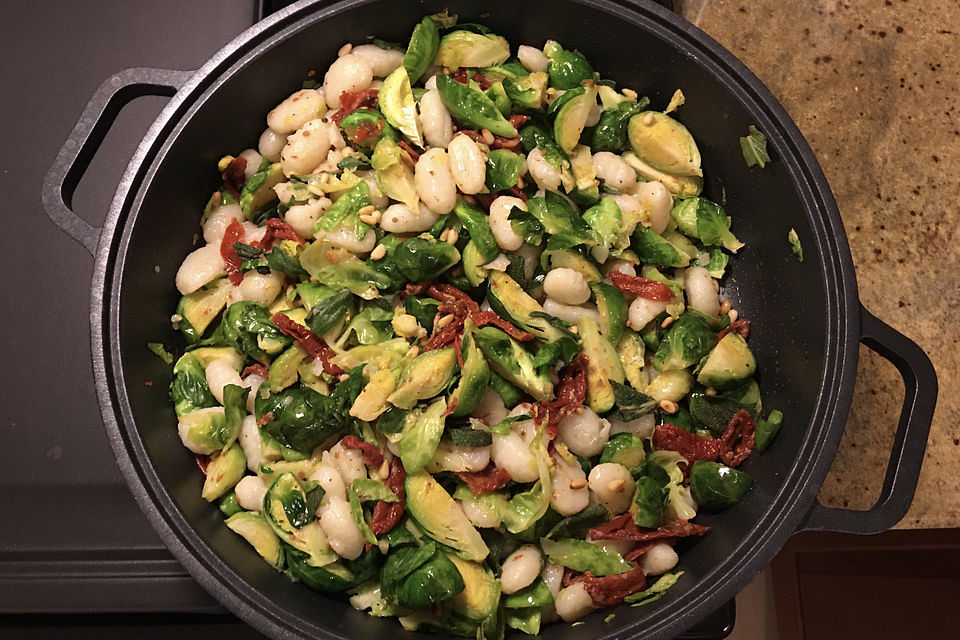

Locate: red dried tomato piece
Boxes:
[531,356,588,435]
[472,72,492,90]
[370,457,405,536]
[653,423,722,463]
[241,364,269,378]
[331,89,379,124]
[220,218,245,286]
[350,118,383,142]
[623,541,665,562]
[398,140,421,161]
[340,435,385,468]
[582,564,647,607]
[456,465,512,495]
[269,313,343,376]
[609,271,676,301]
[588,515,711,542]
[473,193,497,209]
[508,114,531,128]
[717,319,751,340]
[256,217,303,251]
[719,409,757,467]
[221,156,247,197]
[469,310,535,341]
[506,185,528,201]
[451,68,471,85]
[491,135,521,150]
[257,411,274,427]
[456,129,486,144]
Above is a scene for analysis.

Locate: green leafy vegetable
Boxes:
[306,288,352,337]
[625,571,684,606]
[689,460,753,509]
[755,409,784,452]
[485,149,524,193]
[670,197,744,253]
[608,381,657,422]
[171,353,217,417]
[632,459,671,528]
[544,503,611,539]
[540,538,634,576]
[393,235,460,282]
[739,125,770,168]
[436,75,518,138]
[787,228,803,262]
[147,342,173,364]
[381,540,437,595]
[403,17,440,83]
[503,578,554,608]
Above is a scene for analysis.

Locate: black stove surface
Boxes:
[0,0,728,637]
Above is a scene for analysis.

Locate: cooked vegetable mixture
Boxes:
[168,12,783,635]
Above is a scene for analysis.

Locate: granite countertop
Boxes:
[676,0,959,528]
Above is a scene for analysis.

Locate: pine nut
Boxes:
[607,479,626,493]
[623,88,638,100]
[728,309,739,322]
[568,325,579,334]
[446,229,459,244]
[378,458,390,479]
[439,228,450,242]
[569,478,587,490]
[660,316,674,329]
[435,314,454,329]
[574,406,584,415]
[369,244,386,260]
[357,205,376,217]
[338,43,352,57]
[481,128,495,145]
[705,387,717,396]
[358,213,378,226]
[719,299,732,314]
[643,113,655,126]
[659,400,678,414]
[339,373,350,381]
[406,345,420,358]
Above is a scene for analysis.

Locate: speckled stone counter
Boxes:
[674,0,959,528]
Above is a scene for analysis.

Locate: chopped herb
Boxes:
[625,571,684,606]
[234,242,264,260]
[664,89,685,114]
[787,228,803,262]
[740,125,770,168]
[147,342,173,364]
[604,613,616,623]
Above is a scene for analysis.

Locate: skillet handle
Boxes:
[42,67,195,255]
[797,305,937,534]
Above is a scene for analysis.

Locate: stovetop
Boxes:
[0,0,731,637]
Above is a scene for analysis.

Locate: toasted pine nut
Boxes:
[569,478,587,490]
[406,345,420,358]
[643,113,655,126]
[705,387,717,396]
[607,479,626,493]
[435,314,454,329]
[623,88,638,100]
[568,325,579,334]
[574,406,584,415]
[659,400,678,414]
[358,213,378,226]
[370,244,386,260]
[728,309,739,322]
[481,128,495,145]
[378,458,390,478]
[719,299,732,314]
[660,316,674,329]
[357,205,376,217]
[439,228,450,242]
[446,229,459,244]
[339,373,350,381]
[338,43,352,57]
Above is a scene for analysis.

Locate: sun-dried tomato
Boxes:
[257,411,274,427]
[531,356,588,435]
[582,564,648,607]
[508,114,531,128]
[719,409,757,467]
[421,283,535,351]
[349,118,383,143]
[469,310,535,341]
[623,541,665,562]
[221,156,247,197]
[220,218,245,286]
[340,435,385,468]
[457,465,512,495]
[398,140,421,161]
[269,313,343,376]
[608,271,676,301]
[472,72,492,90]
[491,135,521,150]
[718,319,751,340]
[455,129,487,145]
[370,457,405,536]
[241,364,269,378]
[256,217,303,251]
[506,185,528,201]
[473,192,497,209]
[331,89,379,124]
[588,514,711,542]
[653,423,722,463]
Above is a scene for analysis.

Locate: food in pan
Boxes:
[166,12,783,635]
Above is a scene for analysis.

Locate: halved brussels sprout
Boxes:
[646,369,694,403]
[591,281,627,344]
[177,277,232,343]
[553,85,598,153]
[591,98,649,152]
[600,433,647,476]
[503,72,548,111]
[388,348,458,409]
[473,326,554,401]
[403,16,440,83]
[379,67,424,147]
[436,75,518,138]
[545,45,594,90]
[392,235,460,282]
[627,111,702,177]
[462,240,491,287]
[670,197,744,253]
[689,460,753,509]
[631,226,692,267]
[372,137,419,211]
[405,471,489,562]
[617,329,647,391]
[450,321,490,416]
[621,152,703,197]
[578,315,625,413]
[225,511,284,569]
[435,30,510,68]
[202,443,247,502]
[267,344,307,393]
[697,333,756,390]
[651,313,717,372]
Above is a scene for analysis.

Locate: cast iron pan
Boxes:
[43,0,937,638]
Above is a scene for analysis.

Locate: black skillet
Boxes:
[42,0,937,638]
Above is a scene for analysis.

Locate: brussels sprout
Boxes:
[453,199,499,261]
[267,344,307,393]
[689,460,753,509]
[503,72,548,111]
[662,229,698,259]
[670,197,744,253]
[340,306,395,347]
[239,162,283,217]
[304,288,352,338]
[553,85,598,153]
[225,511,283,569]
[697,333,756,389]
[640,265,686,319]
[178,407,227,454]
[389,349,458,410]
[486,271,580,365]
[339,108,397,149]
[473,326,554,401]
[171,353,217,417]
[201,443,246,502]
[186,346,243,370]
[540,538,633,576]
[480,60,529,81]
[583,197,621,248]
[349,477,402,544]
[617,330,647,391]
[525,194,593,248]
[393,235,460,283]
[578,316,625,413]
[627,111,702,177]
[435,30,510,68]
[218,491,243,517]
[755,409,784,452]
[541,248,601,282]
[395,551,465,610]
[485,80,512,117]
[631,226,691,267]
[519,123,568,171]
[621,152,703,197]
[176,277,232,343]
[489,370,524,407]
[256,385,349,453]
[646,369,694,403]
[689,389,758,437]
[405,471,489,562]
[403,16,440,83]
[545,45,595,90]
[264,472,314,532]
[379,67,424,147]
[461,240,491,287]
[568,144,600,201]
[652,313,718,372]
[448,555,501,620]
[371,137,419,211]
[591,97,650,152]
[499,453,552,534]
[222,301,291,360]
[450,322,490,416]
[592,281,627,344]
[723,377,761,409]
[295,282,335,311]
[309,261,394,301]
[484,148,524,193]
[701,247,730,279]
[632,459,671,527]
[436,75,517,138]
[600,433,647,476]
[286,549,356,593]
[381,540,437,596]
[404,295,440,333]
[397,396,448,473]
